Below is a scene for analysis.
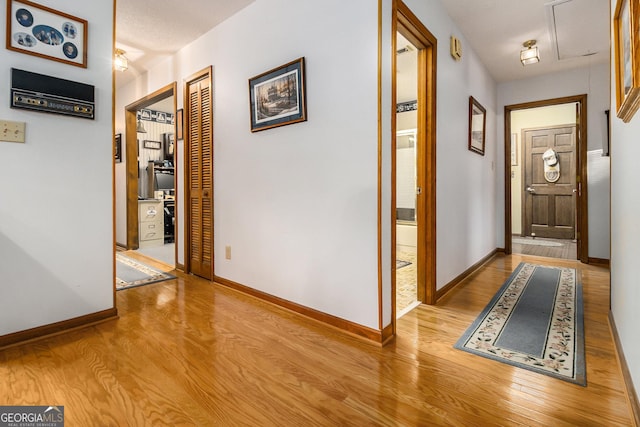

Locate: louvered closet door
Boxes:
[186,71,213,280]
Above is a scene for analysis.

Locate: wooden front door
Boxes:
[185,68,213,280]
[523,125,576,239]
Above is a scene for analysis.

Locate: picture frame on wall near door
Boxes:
[248,57,307,132]
[6,0,88,68]
[468,96,486,156]
[613,0,640,122]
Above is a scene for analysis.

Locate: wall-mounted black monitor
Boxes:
[154,172,174,191]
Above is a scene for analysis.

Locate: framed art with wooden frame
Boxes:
[248,57,307,132]
[468,96,486,155]
[6,0,87,68]
[614,0,640,122]
[176,108,184,140]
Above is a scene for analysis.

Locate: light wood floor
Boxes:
[0,254,633,426]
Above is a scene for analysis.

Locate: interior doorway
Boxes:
[122,83,178,267]
[392,1,437,326]
[505,95,588,262]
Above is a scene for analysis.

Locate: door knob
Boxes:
[526,186,536,193]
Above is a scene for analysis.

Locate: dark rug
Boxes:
[116,253,175,290]
[396,259,411,269]
[454,262,585,386]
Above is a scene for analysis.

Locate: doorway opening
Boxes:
[122,83,178,268]
[392,1,437,326]
[505,95,588,263]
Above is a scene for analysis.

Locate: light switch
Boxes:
[0,120,26,143]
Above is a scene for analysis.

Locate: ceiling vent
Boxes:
[545,0,608,61]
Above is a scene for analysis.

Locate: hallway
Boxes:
[0,254,630,425]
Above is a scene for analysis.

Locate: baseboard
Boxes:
[609,311,640,426]
[381,322,395,346]
[588,257,610,267]
[175,262,185,272]
[214,276,387,344]
[0,308,118,350]
[436,249,500,301]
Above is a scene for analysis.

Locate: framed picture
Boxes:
[468,96,486,156]
[176,108,184,140]
[6,0,87,68]
[114,133,122,163]
[510,133,518,166]
[249,57,307,132]
[143,140,161,150]
[614,0,640,122]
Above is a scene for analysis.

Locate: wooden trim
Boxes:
[175,262,185,272]
[377,0,384,332]
[112,0,117,308]
[504,95,588,263]
[588,257,610,267]
[436,249,499,301]
[0,308,118,350]
[124,82,177,250]
[609,312,640,426]
[215,276,386,344]
[381,322,395,346]
[394,0,438,308]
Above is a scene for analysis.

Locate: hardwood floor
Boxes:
[0,254,633,426]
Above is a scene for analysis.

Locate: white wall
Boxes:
[510,104,577,235]
[401,0,498,289]
[0,1,114,335]
[497,63,611,259]
[115,0,500,328]
[118,0,381,329]
[610,0,640,402]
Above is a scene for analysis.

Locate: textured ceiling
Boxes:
[439,0,610,82]
[115,0,254,86]
[115,0,609,87]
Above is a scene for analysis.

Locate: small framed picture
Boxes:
[614,0,640,122]
[143,140,161,150]
[115,133,122,163]
[249,57,307,132]
[468,96,486,156]
[176,108,184,140]
[6,0,88,68]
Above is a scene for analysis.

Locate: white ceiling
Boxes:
[115,0,609,88]
[438,0,610,82]
[115,0,254,87]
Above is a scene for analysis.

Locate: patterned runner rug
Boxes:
[116,253,175,290]
[454,262,585,385]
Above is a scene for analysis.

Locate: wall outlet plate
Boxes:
[0,120,26,143]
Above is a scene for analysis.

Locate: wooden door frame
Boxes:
[504,94,588,263]
[390,0,437,332]
[124,83,177,252]
[183,66,213,277]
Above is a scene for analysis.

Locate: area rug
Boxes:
[116,253,175,290]
[454,262,585,386]
[512,237,563,247]
[396,259,412,269]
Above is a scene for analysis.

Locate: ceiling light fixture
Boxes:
[114,48,128,71]
[136,119,147,133]
[520,40,540,66]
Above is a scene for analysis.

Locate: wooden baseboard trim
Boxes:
[214,276,387,344]
[0,308,118,350]
[381,322,395,346]
[588,257,610,267]
[609,312,640,426]
[436,249,500,301]
[176,262,185,272]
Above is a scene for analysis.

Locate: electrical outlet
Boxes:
[225,246,231,260]
[0,120,26,143]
